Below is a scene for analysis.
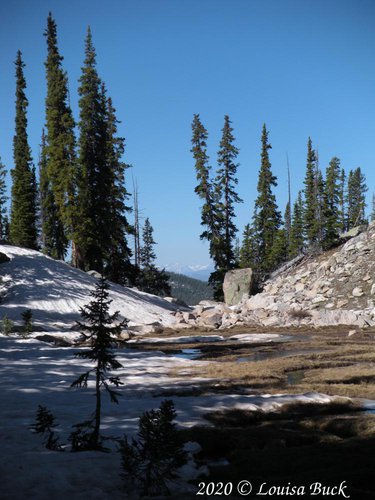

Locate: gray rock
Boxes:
[352,287,364,297]
[0,252,10,264]
[223,268,254,306]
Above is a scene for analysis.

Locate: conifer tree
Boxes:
[284,201,291,251]
[104,95,133,284]
[338,168,346,232]
[0,158,7,241]
[323,157,341,249]
[191,114,220,265]
[239,224,256,269]
[138,218,171,296]
[347,167,368,229]
[10,51,38,249]
[43,13,76,259]
[251,124,281,276]
[214,115,242,270]
[71,277,126,450]
[289,191,304,258]
[39,130,60,257]
[303,137,319,247]
[74,28,110,271]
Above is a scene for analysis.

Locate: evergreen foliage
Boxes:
[1,315,13,336]
[214,115,242,271]
[21,309,33,336]
[32,405,63,451]
[70,277,127,450]
[338,168,346,232]
[74,28,109,271]
[303,138,319,247]
[323,157,341,249]
[251,124,281,277]
[371,193,375,222]
[347,167,368,229]
[138,218,171,296]
[289,191,304,258]
[10,51,38,249]
[0,158,7,241]
[43,13,76,259]
[167,272,213,305]
[39,129,61,257]
[239,224,256,269]
[284,201,291,252]
[119,400,187,496]
[104,96,133,284]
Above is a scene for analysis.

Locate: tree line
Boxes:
[0,13,169,296]
[192,116,370,298]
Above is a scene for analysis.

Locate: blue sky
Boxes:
[0,0,374,267]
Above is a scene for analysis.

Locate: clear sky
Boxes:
[0,0,374,267]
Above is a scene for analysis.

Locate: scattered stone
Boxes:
[352,287,364,297]
[348,330,356,337]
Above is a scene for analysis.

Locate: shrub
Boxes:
[1,314,13,335]
[31,405,64,451]
[21,309,33,336]
[119,400,187,496]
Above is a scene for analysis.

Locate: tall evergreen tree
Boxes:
[303,138,319,247]
[39,129,60,257]
[347,167,368,229]
[323,157,341,249]
[191,114,219,265]
[338,168,346,232]
[239,224,254,268]
[43,13,76,259]
[284,201,291,251]
[289,191,304,258]
[0,158,7,241]
[104,95,133,284]
[214,115,242,270]
[9,51,38,249]
[251,124,281,276]
[138,218,170,296]
[74,28,110,271]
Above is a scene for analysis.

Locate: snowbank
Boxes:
[0,244,179,331]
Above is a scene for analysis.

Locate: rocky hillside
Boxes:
[173,222,375,329]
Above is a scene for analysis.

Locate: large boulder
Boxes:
[223,268,253,306]
[0,252,10,264]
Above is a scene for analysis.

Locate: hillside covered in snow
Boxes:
[0,244,179,332]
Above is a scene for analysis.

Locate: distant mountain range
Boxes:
[167,271,213,305]
[163,263,214,281]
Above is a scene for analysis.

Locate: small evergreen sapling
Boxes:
[31,405,63,451]
[21,309,33,336]
[70,276,127,450]
[119,400,187,496]
[1,314,13,336]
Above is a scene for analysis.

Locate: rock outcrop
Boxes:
[171,222,375,330]
[223,268,253,305]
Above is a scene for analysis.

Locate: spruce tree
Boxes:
[191,114,220,266]
[347,167,368,229]
[323,157,341,249]
[39,129,60,257]
[74,28,110,271]
[71,277,126,450]
[214,115,242,270]
[10,51,38,249]
[0,158,7,241]
[251,124,281,277]
[338,168,346,232]
[104,95,133,284]
[303,138,319,247]
[284,201,291,254]
[138,218,171,296]
[289,191,304,258]
[43,13,76,259]
[239,224,256,269]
